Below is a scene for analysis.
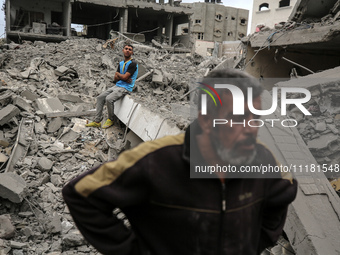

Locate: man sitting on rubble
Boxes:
[63,68,297,255]
[86,44,138,129]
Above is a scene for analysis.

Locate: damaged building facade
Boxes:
[5,0,193,47]
[244,0,340,83]
[183,2,248,56]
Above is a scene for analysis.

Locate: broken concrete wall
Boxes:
[10,0,66,33]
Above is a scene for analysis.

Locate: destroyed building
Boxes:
[4,0,249,57]
[5,0,193,47]
[3,0,340,254]
[239,0,340,254]
[180,1,248,56]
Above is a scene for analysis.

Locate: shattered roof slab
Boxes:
[247,22,340,51]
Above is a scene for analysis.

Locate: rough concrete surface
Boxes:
[0,37,225,254]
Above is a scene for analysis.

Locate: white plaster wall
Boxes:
[251,0,297,33]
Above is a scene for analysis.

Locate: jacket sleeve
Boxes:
[62,149,149,255]
[257,175,298,254]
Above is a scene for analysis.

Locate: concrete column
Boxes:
[165,14,173,46]
[63,0,71,36]
[157,21,163,36]
[159,0,164,4]
[169,0,174,6]
[119,8,128,33]
[5,0,10,38]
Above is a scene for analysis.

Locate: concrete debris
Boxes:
[37,157,53,171]
[276,66,340,167]
[34,98,64,114]
[62,230,85,247]
[47,117,62,133]
[10,241,27,249]
[0,37,226,254]
[0,173,26,203]
[12,96,33,112]
[0,104,20,126]
[0,215,15,239]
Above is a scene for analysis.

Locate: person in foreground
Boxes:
[63,69,298,255]
[86,44,138,129]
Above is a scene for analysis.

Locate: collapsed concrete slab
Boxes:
[115,95,181,142]
[0,172,27,203]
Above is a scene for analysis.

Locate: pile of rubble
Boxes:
[275,68,340,178]
[0,37,225,254]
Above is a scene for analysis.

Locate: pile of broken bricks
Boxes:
[0,37,229,254]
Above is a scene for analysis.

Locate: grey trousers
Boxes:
[93,86,129,122]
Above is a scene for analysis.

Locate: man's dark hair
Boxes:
[124,44,134,50]
[197,69,263,116]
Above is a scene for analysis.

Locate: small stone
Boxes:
[51,175,63,187]
[0,215,15,239]
[10,241,27,249]
[21,227,33,238]
[47,214,62,234]
[18,212,34,218]
[37,157,53,171]
[61,220,73,234]
[63,230,85,247]
[315,122,326,132]
[13,250,24,255]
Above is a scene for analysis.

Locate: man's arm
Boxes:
[116,71,132,82]
[115,61,137,83]
[114,65,120,83]
[62,148,149,255]
[257,176,298,254]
